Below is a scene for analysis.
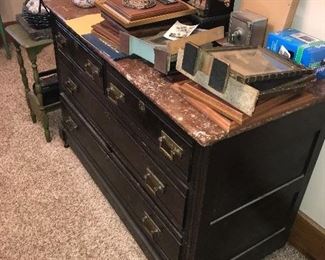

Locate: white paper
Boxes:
[279,45,291,59]
[164,21,198,41]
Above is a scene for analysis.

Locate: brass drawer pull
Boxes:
[107,83,125,105]
[138,100,146,112]
[142,212,161,240]
[84,59,100,80]
[64,117,78,132]
[55,32,67,48]
[64,78,78,94]
[144,168,165,196]
[158,130,183,161]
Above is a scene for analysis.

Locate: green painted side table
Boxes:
[0,15,11,59]
[6,24,59,142]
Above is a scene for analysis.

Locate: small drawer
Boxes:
[58,62,187,230]
[105,65,193,181]
[61,95,182,260]
[61,98,111,166]
[54,21,103,94]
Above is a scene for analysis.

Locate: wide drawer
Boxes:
[105,65,193,181]
[61,94,182,260]
[53,20,103,94]
[58,58,188,230]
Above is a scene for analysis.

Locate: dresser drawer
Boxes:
[105,65,193,181]
[61,95,182,260]
[53,20,103,94]
[58,59,188,230]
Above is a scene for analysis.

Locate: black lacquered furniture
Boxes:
[47,2,325,259]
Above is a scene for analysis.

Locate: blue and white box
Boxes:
[266,28,325,79]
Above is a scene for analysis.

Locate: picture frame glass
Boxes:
[212,48,298,77]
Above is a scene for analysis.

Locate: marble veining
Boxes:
[112,58,225,144]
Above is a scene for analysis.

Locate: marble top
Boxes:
[44,0,325,146]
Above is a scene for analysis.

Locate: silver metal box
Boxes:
[228,10,268,46]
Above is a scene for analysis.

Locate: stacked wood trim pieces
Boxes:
[95,0,196,28]
[176,48,260,116]
[244,91,315,126]
[92,22,121,48]
[171,82,243,132]
[171,81,315,133]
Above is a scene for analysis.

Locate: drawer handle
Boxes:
[138,100,146,113]
[107,83,125,105]
[84,59,100,80]
[144,168,165,196]
[55,32,67,48]
[142,212,161,240]
[158,130,183,161]
[64,78,78,94]
[64,117,78,132]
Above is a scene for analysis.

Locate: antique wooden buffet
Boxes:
[45,1,325,259]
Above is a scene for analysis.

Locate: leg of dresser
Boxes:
[42,112,51,142]
[59,126,69,148]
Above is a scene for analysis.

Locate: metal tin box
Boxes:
[228,10,268,46]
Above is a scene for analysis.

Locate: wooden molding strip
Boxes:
[177,82,245,124]
[289,211,325,260]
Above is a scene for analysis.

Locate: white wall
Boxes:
[292,0,325,229]
[292,0,325,39]
[0,0,25,22]
[235,0,325,228]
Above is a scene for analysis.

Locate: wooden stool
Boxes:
[6,24,59,142]
[0,15,11,59]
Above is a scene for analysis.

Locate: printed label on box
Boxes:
[290,32,319,44]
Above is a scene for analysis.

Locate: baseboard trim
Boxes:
[289,211,325,259]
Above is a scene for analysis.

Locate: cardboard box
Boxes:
[266,29,325,79]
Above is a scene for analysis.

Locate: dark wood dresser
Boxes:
[47,1,325,259]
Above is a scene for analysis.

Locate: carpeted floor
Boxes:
[0,45,308,259]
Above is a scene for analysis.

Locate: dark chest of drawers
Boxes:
[52,16,325,260]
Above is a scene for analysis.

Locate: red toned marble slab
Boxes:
[112,58,226,145]
[44,0,325,146]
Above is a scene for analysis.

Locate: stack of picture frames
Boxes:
[95,0,196,28]
[176,44,316,116]
[171,80,317,133]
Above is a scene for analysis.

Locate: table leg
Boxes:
[28,50,51,142]
[14,42,36,123]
